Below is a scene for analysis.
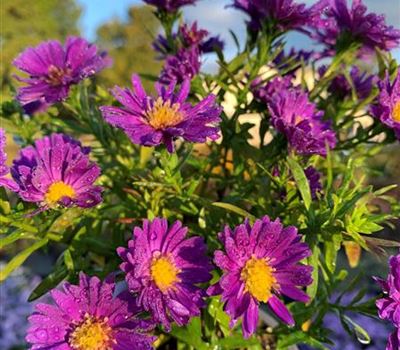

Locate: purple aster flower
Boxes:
[371,71,400,140]
[273,48,316,73]
[252,75,295,104]
[320,65,377,100]
[231,0,310,32]
[304,166,322,199]
[143,0,197,12]
[309,0,400,54]
[100,74,221,153]
[375,254,400,350]
[208,216,313,338]
[268,89,337,156]
[26,272,155,350]
[0,128,19,192]
[13,36,112,114]
[159,47,201,85]
[117,218,213,330]
[11,133,102,211]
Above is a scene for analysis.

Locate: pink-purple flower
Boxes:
[371,71,400,140]
[208,216,312,338]
[143,0,197,12]
[305,166,322,200]
[231,0,310,32]
[310,0,400,54]
[375,254,400,350]
[268,89,337,156]
[0,128,19,192]
[117,218,213,330]
[13,36,111,114]
[11,133,102,210]
[26,273,155,350]
[100,74,222,152]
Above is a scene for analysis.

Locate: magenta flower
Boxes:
[159,47,201,85]
[0,128,19,192]
[375,254,400,350]
[100,74,222,152]
[252,75,295,104]
[371,71,400,140]
[310,0,400,54]
[117,218,213,330]
[268,89,337,156]
[26,273,155,350]
[143,0,197,12]
[231,0,310,32]
[208,216,312,338]
[13,37,111,114]
[11,133,102,210]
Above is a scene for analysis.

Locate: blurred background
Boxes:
[1,0,400,349]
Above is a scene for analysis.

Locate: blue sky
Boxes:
[76,0,400,66]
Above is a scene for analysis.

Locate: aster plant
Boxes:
[1,0,400,349]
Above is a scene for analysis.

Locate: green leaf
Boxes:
[307,244,320,301]
[212,202,255,220]
[341,315,371,345]
[277,331,329,350]
[215,335,260,349]
[170,317,209,350]
[29,264,68,301]
[287,157,311,210]
[0,238,48,282]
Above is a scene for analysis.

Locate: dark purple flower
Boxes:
[0,128,19,192]
[231,0,310,32]
[208,216,312,338]
[159,47,201,85]
[320,65,377,100]
[100,74,221,152]
[268,89,337,156]
[371,71,400,140]
[310,0,400,54]
[375,254,400,350]
[304,166,322,199]
[117,218,213,330]
[180,22,209,47]
[252,75,295,104]
[26,273,155,349]
[143,0,197,12]
[11,133,102,210]
[13,37,111,114]
[273,48,316,73]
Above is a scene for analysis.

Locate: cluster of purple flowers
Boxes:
[25,216,313,348]
[375,253,400,350]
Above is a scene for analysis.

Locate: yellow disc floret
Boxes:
[69,314,113,350]
[146,98,184,130]
[45,181,75,205]
[392,101,400,123]
[241,256,277,303]
[150,254,180,293]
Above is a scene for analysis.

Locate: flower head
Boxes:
[375,254,400,350]
[0,128,19,192]
[208,216,312,338]
[117,218,213,330]
[143,0,197,12]
[11,133,102,210]
[371,71,400,140]
[100,74,222,152]
[309,0,400,54]
[13,37,111,114]
[231,0,310,32]
[26,273,155,349]
[268,89,337,156]
[252,75,295,104]
[160,47,201,85]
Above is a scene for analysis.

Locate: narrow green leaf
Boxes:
[287,157,312,210]
[29,265,68,301]
[212,202,255,220]
[0,238,48,281]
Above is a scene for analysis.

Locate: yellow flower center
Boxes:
[45,65,70,86]
[146,98,184,130]
[45,181,75,205]
[241,256,276,303]
[392,101,400,123]
[150,254,180,293]
[69,314,114,350]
